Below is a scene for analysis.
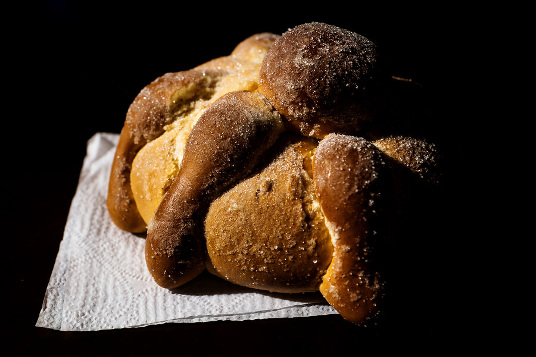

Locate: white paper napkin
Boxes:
[36,132,336,331]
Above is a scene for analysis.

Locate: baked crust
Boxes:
[145,91,283,289]
[107,69,225,232]
[129,68,260,224]
[205,134,332,293]
[258,22,378,139]
[373,136,440,184]
[314,134,389,325]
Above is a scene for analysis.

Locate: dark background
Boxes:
[3,0,493,355]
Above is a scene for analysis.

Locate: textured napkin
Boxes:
[36,132,336,331]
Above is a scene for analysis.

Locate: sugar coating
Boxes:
[314,133,387,324]
[373,136,440,183]
[125,71,216,145]
[314,134,385,197]
[259,22,378,138]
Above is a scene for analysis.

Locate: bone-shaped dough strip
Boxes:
[145,90,284,289]
[313,133,389,325]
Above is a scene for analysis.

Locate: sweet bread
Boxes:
[107,22,441,325]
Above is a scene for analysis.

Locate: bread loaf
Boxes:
[107,22,441,325]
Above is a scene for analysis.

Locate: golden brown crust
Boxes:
[108,69,225,232]
[230,33,281,63]
[205,134,332,293]
[145,91,284,289]
[130,130,178,225]
[129,68,260,224]
[107,127,146,232]
[313,134,388,325]
[109,33,279,232]
[196,33,280,70]
[258,22,378,139]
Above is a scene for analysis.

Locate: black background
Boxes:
[3,1,492,355]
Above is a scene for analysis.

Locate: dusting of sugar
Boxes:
[373,135,440,183]
[259,22,378,137]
